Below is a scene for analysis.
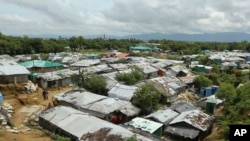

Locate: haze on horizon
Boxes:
[0,0,250,37]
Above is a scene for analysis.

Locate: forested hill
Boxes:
[123,32,250,42]
[1,32,250,56]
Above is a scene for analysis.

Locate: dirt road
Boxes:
[0,87,73,141]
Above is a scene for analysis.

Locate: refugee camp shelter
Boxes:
[129,46,153,52]
[54,90,140,121]
[39,106,151,141]
[145,108,179,125]
[108,83,137,101]
[128,117,163,137]
[165,110,214,140]
[19,60,64,72]
[146,76,186,103]
[70,59,100,69]
[80,64,113,74]
[171,102,198,113]
[0,61,30,84]
[36,69,78,89]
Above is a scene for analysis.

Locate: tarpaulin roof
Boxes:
[19,60,63,68]
[0,65,30,75]
[0,92,3,101]
[39,106,152,141]
[145,108,179,125]
[54,90,140,118]
[108,83,137,101]
[129,117,163,134]
[165,126,200,139]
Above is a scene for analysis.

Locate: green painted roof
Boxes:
[129,46,153,50]
[19,60,63,68]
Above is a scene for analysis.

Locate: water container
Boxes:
[212,86,219,94]
[205,87,212,96]
[200,87,205,96]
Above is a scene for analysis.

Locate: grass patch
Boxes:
[43,129,71,141]
[81,49,108,54]
[0,130,5,137]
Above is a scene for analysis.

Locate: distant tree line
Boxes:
[1,32,250,55]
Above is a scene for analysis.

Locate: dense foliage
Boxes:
[115,67,143,85]
[71,70,107,95]
[132,83,162,114]
[1,32,250,56]
[194,73,213,88]
[86,74,107,94]
[0,33,140,55]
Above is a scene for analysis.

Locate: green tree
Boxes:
[31,54,39,60]
[198,55,210,65]
[71,71,107,95]
[216,83,236,105]
[69,36,78,51]
[115,67,143,85]
[132,83,162,114]
[218,73,236,85]
[70,70,89,88]
[78,36,85,50]
[211,64,220,74]
[40,53,49,60]
[194,74,212,88]
[86,74,107,95]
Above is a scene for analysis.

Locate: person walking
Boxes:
[42,90,46,100]
[45,90,49,100]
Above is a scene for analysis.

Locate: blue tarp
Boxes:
[0,92,3,101]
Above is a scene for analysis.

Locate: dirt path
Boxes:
[0,87,73,141]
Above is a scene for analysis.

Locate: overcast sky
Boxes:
[1,0,250,37]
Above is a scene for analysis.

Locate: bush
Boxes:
[132,83,162,114]
[50,133,71,141]
[115,67,143,85]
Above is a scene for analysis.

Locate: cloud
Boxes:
[104,0,250,34]
[0,0,250,36]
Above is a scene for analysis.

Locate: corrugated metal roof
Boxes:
[109,63,128,71]
[141,65,158,74]
[147,76,185,93]
[170,65,189,74]
[169,110,214,131]
[178,75,197,84]
[80,64,112,73]
[0,60,17,66]
[54,90,140,117]
[0,65,30,75]
[108,83,137,101]
[70,59,100,67]
[101,73,118,90]
[150,62,168,69]
[55,91,106,106]
[129,117,163,134]
[171,102,197,113]
[145,109,179,125]
[165,126,200,139]
[36,69,79,81]
[38,72,61,81]
[101,57,120,63]
[39,106,151,141]
[101,69,132,81]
